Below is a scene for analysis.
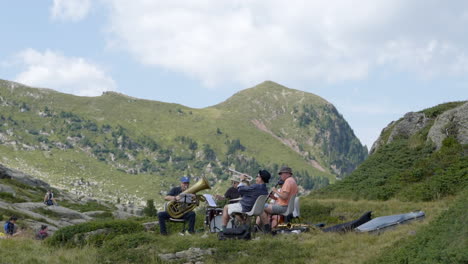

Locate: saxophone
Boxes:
[166,175,211,218]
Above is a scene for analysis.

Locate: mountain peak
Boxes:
[215,81,329,109]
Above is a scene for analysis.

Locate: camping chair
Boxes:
[163,202,188,234]
[168,217,186,234]
[289,196,300,223]
[271,194,297,226]
[230,195,268,231]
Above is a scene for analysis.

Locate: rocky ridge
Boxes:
[370,101,468,154]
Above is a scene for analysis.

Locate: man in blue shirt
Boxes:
[158,177,196,235]
[221,170,270,231]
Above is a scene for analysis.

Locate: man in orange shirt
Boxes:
[260,166,298,232]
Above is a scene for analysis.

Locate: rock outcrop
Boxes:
[370,101,468,154]
[0,164,50,189]
[427,102,468,149]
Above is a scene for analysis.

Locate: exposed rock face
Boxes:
[370,102,468,154]
[371,112,429,154]
[0,164,50,189]
[427,102,468,149]
[387,112,429,142]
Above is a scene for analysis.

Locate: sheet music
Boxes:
[203,194,217,207]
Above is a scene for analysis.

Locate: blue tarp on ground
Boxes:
[355,211,425,233]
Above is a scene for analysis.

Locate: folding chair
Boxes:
[271,194,297,225]
[230,195,268,231]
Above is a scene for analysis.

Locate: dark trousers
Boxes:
[158,211,196,234]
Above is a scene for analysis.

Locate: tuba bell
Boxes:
[166,175,211,218]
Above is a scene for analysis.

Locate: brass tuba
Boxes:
[166,175,211,218]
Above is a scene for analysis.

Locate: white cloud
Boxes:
[103,0,468,87]
[50,0,91,21]
[14,49,116,96]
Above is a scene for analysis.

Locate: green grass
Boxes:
[0,192,27,203]
[1,196,454,264]
[33,207,63,220]
[0,237,99,264]
[59,200,113,213]
[314,137,467,202]
[368,189,468,264]
[419,101,466,118]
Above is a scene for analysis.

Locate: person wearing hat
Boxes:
[259,166,298,231]
[220,170,271,231]
[157,176,196,235]
[215,179,241,204]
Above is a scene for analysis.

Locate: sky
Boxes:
[1,0,467,149]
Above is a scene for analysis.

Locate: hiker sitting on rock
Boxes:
[44,189,57,206]
[3,216,19,237]
[36,225,48,240]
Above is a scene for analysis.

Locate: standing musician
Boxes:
[220,170,271,232]
[260,166,298,233]
[157,176,196,235]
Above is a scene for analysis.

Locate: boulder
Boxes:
[142,221,159,231]
[0,184,16,196]
[159,247,215,263]
[387,112,429,143]
[427,102,468,149]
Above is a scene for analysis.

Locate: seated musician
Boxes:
[256,179,284,228]
[259,166,298,233]
[221,170,270,232]
[157,176,196,235]
[215,179,241,204]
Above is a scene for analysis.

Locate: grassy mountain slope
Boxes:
[369,189,468,264]
[1,101,466,264]
[309,101,468,263]
[0,79,366,205]
[314,101,468,201]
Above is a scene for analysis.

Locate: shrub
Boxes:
[142,199,157,217]
[100,233,158,263]
[48,219,144,247]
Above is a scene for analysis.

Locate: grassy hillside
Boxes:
[314,102,468,202]
[0,79,366,205]
[0,195,454,264]
[369,189,468,264]
[1,100,466,263]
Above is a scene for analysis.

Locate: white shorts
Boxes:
[227,202,243,215]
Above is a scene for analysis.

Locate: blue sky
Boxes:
[1,0,467,149]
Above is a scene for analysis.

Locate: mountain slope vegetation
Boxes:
[0,79,367,205]
[314,101,468,201]
[1,97,466,264]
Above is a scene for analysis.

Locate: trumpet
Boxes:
[228,169,253,182]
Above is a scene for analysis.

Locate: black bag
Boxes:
[218,226,251,240]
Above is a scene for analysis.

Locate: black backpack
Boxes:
[218,226,251,240]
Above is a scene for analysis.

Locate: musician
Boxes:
[256,179,284,228]
[215,179,241,204]
[260,166,298,232]
[157,176,196,235]
[220,170,271,231]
